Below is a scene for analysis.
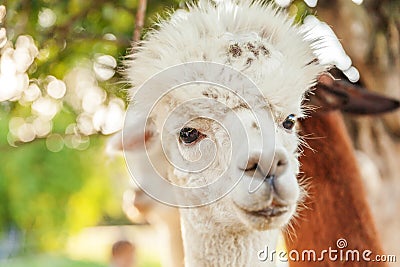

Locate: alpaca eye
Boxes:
[179,127,200,144]
[282,114,296,131]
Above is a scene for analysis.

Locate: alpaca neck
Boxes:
[179,208,279,267]
[285,111,385,267]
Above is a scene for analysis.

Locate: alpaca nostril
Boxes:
[277,160,287,167]
[268,151,289,178]
[239,151,288,177]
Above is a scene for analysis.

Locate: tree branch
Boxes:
[133,0,148,43]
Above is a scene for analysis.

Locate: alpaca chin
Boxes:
[234,202,297,231]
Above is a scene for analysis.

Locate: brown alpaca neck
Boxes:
[285,111,386,266]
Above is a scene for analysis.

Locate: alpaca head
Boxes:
[116,1,325,232]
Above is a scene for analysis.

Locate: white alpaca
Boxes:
[112,1,325,266]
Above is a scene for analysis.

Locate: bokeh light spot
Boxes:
[46,134,64,152]
[47,79,67,99]
[93,55,117,81]
[38,8,57,28]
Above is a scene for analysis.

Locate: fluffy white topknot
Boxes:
[125,0,326,118]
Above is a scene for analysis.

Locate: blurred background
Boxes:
[0,0,399,266]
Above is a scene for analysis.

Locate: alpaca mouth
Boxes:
[247,205,289,218]
[235,203,289,219]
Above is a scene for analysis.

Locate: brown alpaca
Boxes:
[284,72,399,266]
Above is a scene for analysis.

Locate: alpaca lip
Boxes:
[252,206,289,217]
[249,206,289,218]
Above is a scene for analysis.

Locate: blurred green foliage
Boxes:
[0,109,121,251]
[0,0,179,254]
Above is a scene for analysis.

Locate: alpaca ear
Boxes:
[308,73,400,115]
[106,116,157,155]
[106,131,124,155]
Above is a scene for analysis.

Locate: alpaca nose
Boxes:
[243,149,289,178]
